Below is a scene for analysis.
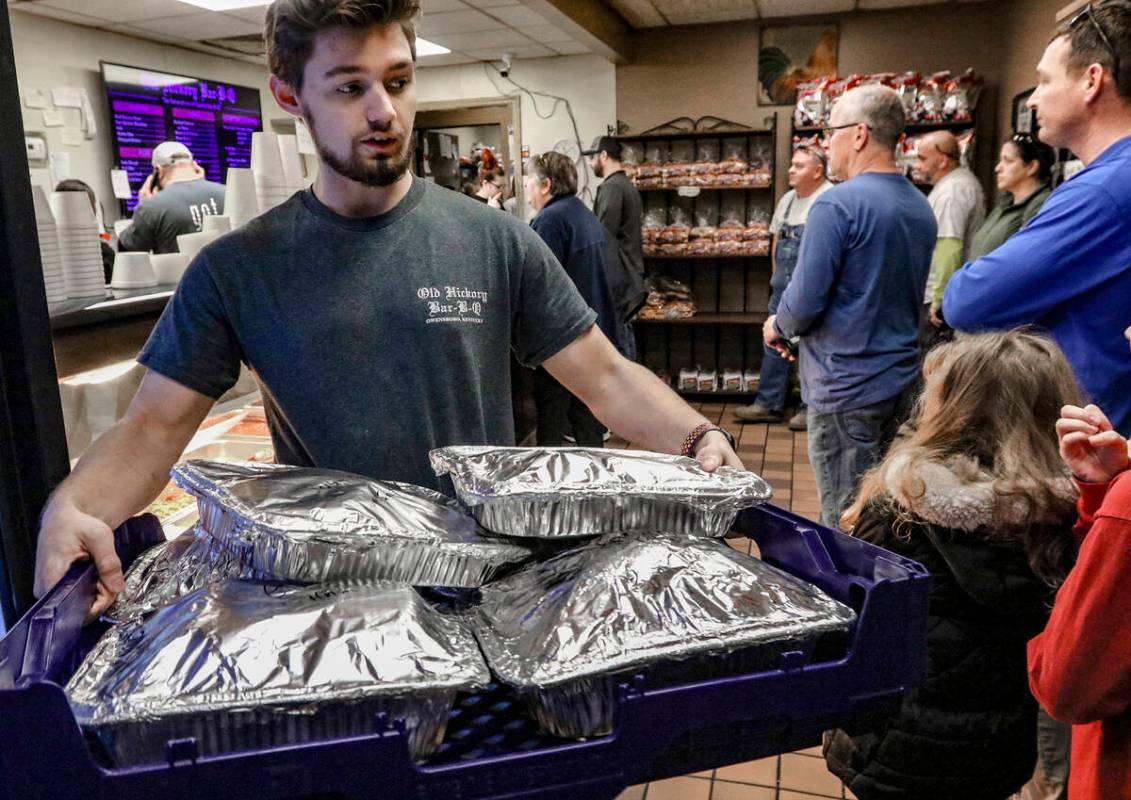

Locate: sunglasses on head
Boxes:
[1068,1,1131,86]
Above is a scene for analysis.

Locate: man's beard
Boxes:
[592,161,605,178]
[306,113,415,187]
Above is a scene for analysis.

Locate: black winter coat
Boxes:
[824,500,1058,800]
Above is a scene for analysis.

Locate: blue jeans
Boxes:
[807,385,915,529]
[755,282,793,411]
[619,321,638,363]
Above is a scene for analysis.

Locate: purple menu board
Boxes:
[101,62,262,212]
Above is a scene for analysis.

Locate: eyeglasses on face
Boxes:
[820,121,871,136]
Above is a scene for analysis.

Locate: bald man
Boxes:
[916,131,985,345]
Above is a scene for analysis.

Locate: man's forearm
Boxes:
[578,358,710,453]
[48,413,197,529]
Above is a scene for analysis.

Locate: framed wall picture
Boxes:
[758,24,839,107]
[1012,88,1036,134]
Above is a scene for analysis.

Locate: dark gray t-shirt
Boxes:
[119,179,226,255]
[138,178,596,490]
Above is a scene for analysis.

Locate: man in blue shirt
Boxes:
[764,85,937,528]
[944,3,1131,434]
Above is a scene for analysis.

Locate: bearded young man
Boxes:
[33,0,741,616]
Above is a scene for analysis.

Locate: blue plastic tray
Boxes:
[0,506,928,800]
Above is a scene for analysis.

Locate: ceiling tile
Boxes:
[652,0,756,24]
[482,4,549,27]
[857,0,944,7]
[417,51,479,66]
[224,5,268,23]
[461,0,521,7]
[130,10,264,40]
[518,24,575,43]
[9,3,104,25]
[420,8,503,35]
[37,0,201,23]
[428,27,532,50]
[466,43,555,60]
[421,0,470,10]
[757,0,855,14]
[548,40,593,55]
[607,0,668,27]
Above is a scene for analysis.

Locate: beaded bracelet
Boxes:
[680,423,735,458]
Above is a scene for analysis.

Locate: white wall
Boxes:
[10,11,288,225]
[417,55,616,205]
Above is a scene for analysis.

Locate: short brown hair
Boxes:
[266,0,421,89]
[1056,1,1131,101]
[529,151,577,198]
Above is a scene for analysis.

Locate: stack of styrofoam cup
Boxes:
[150,253,190,285]
[251,131,291,212]
[110,251,157,290]
[225,168,260,229]
[32,186,67,304]
[176,230,222,261]
[278,134,306,197]
[201,215,231,234]
[50,190,106,299]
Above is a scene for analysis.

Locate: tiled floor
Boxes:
[608,401,855,800]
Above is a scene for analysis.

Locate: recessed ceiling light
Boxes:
[417,37,451,57]
[177,0,272,9]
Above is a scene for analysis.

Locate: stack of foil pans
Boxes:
[430,446,773,539]
[67,581,490,765]
[472,532,856,737]
[105,525,251,623]
[172,460,533,587]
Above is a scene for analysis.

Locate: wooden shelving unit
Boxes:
[617,115,777,397]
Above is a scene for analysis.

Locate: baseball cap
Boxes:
[151,141,193,167]
[581,135,622,159]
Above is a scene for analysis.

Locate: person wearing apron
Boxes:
[735,147,831,429]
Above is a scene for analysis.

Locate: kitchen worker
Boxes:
[118,142,226,255]
[34,0,742,616]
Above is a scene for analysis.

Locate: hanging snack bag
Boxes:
[916,71,951,123]
[944,69,983,122]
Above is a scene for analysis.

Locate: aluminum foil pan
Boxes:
[171,460,533,587]
[67,580,490,765]
[473,532,856,737]
[104,525,251,624]
[429,446,773,539]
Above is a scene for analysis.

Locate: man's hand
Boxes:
[35,498,124,620]
[1057,403,1130,484]
[694,430,744,471]
[138,172,158,201]
[929,306,944,328]
[762,314,795,362]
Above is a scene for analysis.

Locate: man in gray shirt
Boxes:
[118,141,226,255]
[34,0,742,616]
[916,131,984,346]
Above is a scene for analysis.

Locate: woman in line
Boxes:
[823,330,1079,799]
[967,133,1055,261]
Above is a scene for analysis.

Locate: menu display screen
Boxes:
[101,62,262,212]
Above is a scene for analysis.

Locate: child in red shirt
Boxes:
[1029,399,1131,800]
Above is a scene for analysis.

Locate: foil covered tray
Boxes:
[430,446,773,539]
[473,532,856,737]
[172,460,533,587]
[104,525,250,623]
[68,580,490,765]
